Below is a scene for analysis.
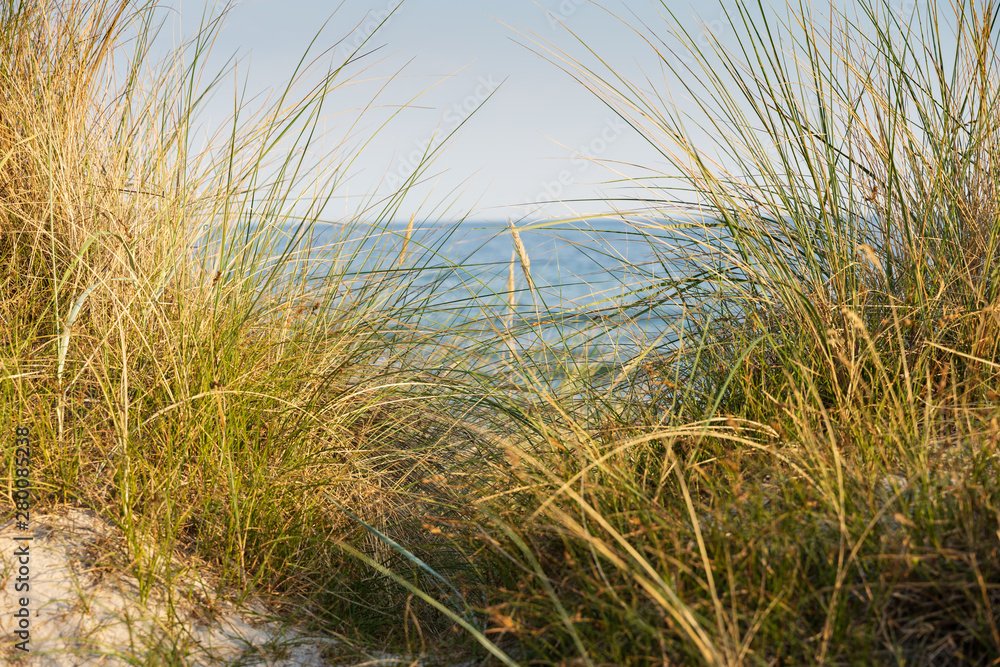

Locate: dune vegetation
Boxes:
[2,0,999,664]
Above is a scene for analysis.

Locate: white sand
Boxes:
[0,507,336,666]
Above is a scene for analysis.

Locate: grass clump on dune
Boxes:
[0,0,511,662]
[477,0,1000,664]
[3,0,1000,665]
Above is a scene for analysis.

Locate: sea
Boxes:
[206,216,690,360]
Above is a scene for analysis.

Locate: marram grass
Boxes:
[2,0,999,665]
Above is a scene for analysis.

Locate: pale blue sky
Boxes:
[149,0,751,222]
[157,0,930,222]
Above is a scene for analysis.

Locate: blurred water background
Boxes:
[196,216,687,370]
[308,218,676,348]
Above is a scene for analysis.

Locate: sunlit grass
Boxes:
[3,0,999,665]
[0,0,517,662]
[480,0,1000,663]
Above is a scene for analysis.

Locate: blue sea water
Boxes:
[405,219,651,305]
[202,216,686,358]
[307,218,676,329]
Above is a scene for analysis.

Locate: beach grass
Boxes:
[2,0,999,665]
